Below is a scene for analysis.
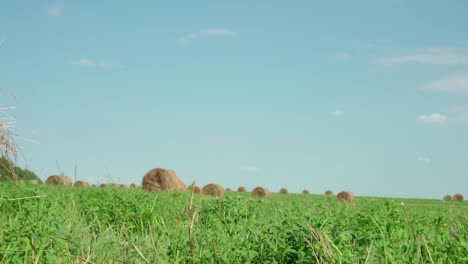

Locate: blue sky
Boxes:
[1,1,467,199]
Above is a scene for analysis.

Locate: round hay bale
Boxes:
[337,191,354,202]
[302,189,310,194]
[226,188,232,192]
[238,186,247,192]
[202,183,225,197]
[100,183,108,188]
[45,175,72,186]
[443,194,452,201]
[142,168,186,192]
[119,184,129,189]
[59,176,72,186]
[453,193,464,202]
[279,188,288,194]
[325,190,333,195]
[187,185,201,194]
[74,180,90,188]
[251,186,271,198]
[130,183,138,189]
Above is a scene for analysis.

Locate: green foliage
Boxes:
[0,156,42,183]
[0,184,466,263]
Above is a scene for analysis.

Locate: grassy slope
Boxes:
[0,184,466,263]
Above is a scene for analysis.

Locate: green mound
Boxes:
[0,156,42,183]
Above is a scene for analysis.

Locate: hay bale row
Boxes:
[443,193,464,201]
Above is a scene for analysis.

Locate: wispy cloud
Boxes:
[332,109,345,116]
[329,52,350,61]
[417,113,447,125]
[373,48,468,65]
[71,59,125,69]
[422,72,468,96]
[47,5,63,17]
[240,166,258,172]
[417,156,431,164]
[180,29,239,44]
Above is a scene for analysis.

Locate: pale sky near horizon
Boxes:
[1,1,467,199]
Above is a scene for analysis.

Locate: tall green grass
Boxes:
[1,183,466,263]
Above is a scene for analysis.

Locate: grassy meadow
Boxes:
[0,183,466,263]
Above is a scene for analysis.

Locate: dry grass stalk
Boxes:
[237,186,247,192]
[302,189,310,194]
[325,190,333,195]
[336,191,354,202]
[251,187,271,198]
[74,180,90,188]
[279,188,288,194]
[0,104,20,182]
[142,168,186,192]
[443,195,452,201]
[453,193,464,202]
[202,183,225,197]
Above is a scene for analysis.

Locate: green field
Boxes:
[1,183,466,263]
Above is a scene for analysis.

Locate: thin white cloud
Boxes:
[180,29,239,44]
[240,166,258,172]
[422,72,468,96]
[333,109,345,116]
[47,5,63,17]
[329,52,350,61]
[417,113,447,125]
[374,48,468,65]
[71,59,125,69]
[417,156,431,164]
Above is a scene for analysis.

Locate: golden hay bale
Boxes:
[142,168,186,192]
[453,193,464,202]
[279,188,288,194]
[60,176,72,186]
[337,191,354,202]
[325,190,333,195]
[251,186,271,198]
[238,186,247,192]
[100,183,108,188]
[45,175,72,186]
[187,185,201,194]
[302,189,310,194]
[119,184,129,189]
[74,180,90,188]
[226,188,232,192]
[130,183,138,189]
[202,183,225,197]
[443,195,452,201]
